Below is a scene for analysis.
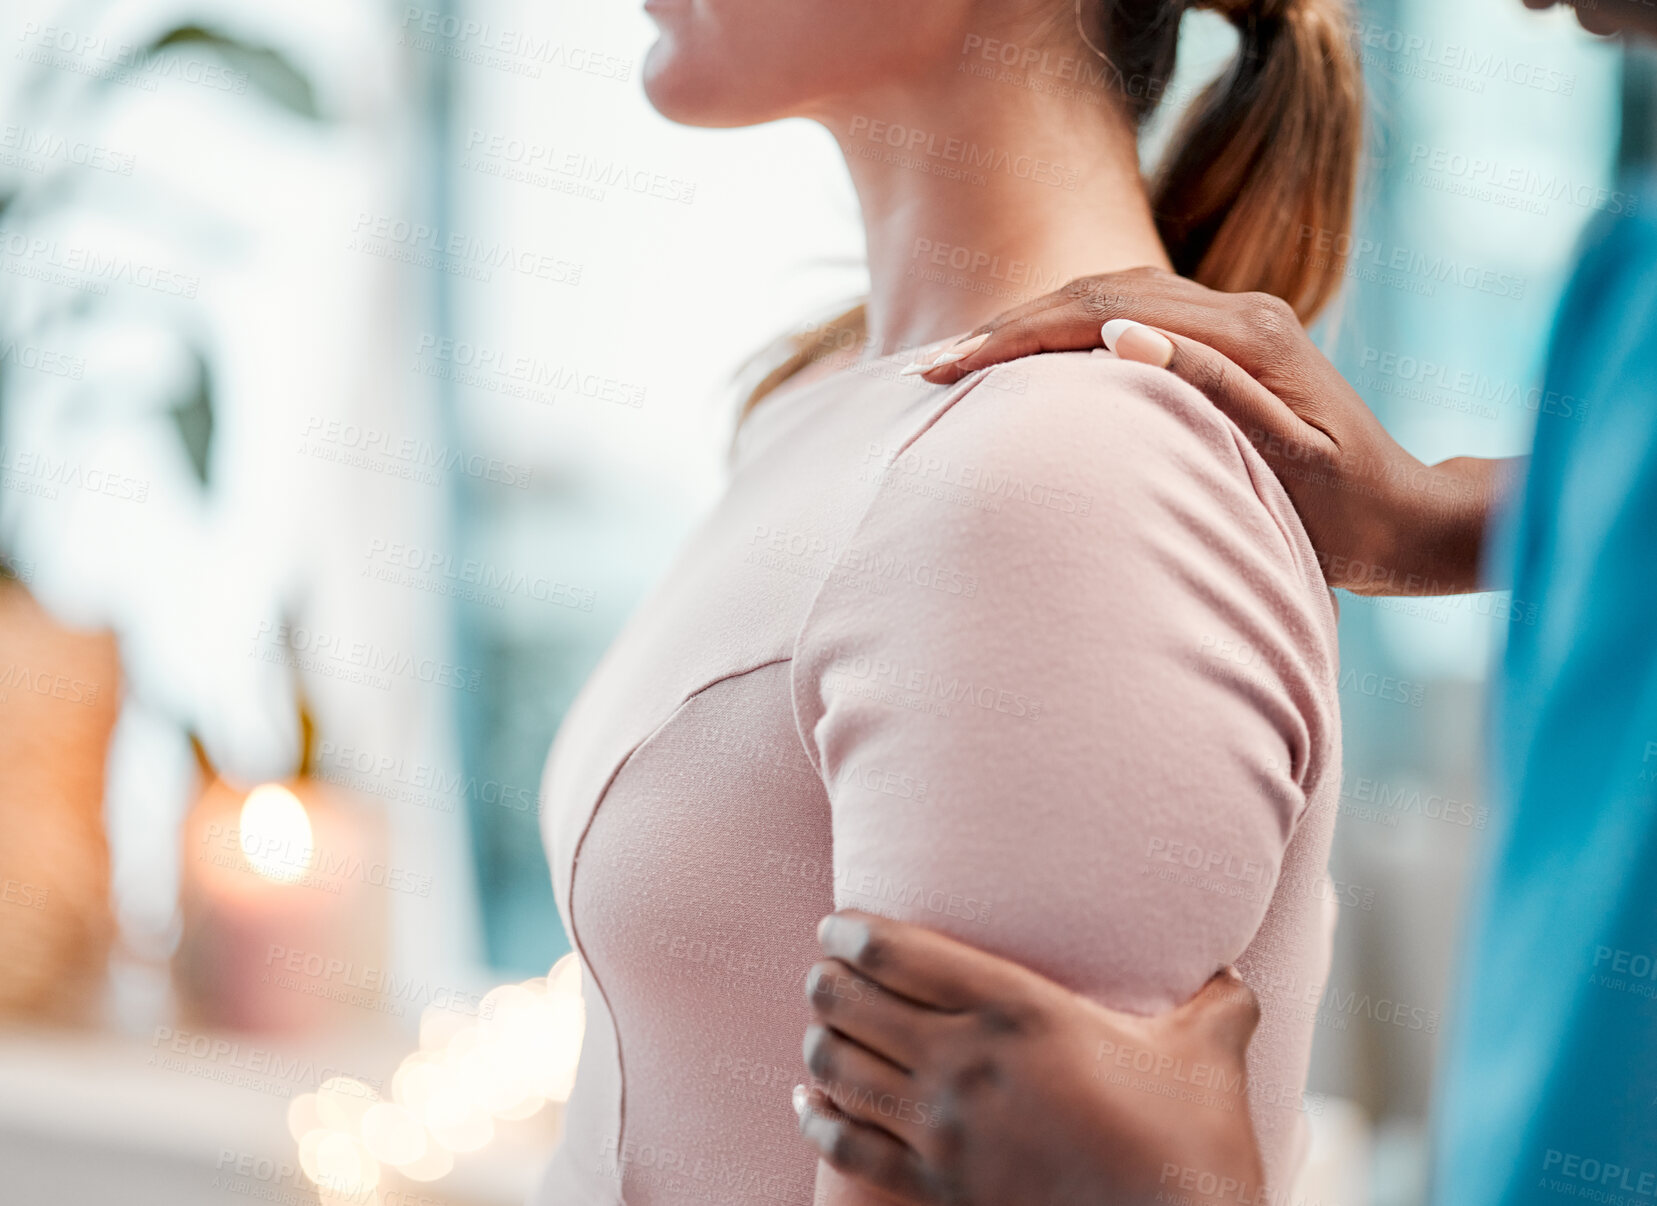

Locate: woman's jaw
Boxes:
[641,0,1174,355]
[641,0,962,130]
[1521,0,1657,38]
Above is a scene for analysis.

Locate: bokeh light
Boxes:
[292,955,585,1192]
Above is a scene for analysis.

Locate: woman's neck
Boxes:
[819,58,1172,356]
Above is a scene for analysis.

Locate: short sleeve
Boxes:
[791,352,1340,1014]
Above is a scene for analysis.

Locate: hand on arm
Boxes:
[792,357,1330,1203]
[910,268,1522,596]
[797,910,1267,1206]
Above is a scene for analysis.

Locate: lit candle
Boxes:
[176,765,387,1033]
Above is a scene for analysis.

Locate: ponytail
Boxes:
[738,0,1361,422]
[1149,0,1362,321]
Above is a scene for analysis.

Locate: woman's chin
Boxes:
[1567,0,1657,38]
[642,49,783,128]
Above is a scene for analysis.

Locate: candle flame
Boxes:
[239,783,314,884]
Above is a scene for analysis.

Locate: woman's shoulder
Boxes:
[927,349,1262,491]
[896,350,1321,581]
[794,345,1342,797]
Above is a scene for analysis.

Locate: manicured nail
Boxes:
[801,1110,836,1151]
[817,913,869,960]
[900,351,960,376]
[900,331,991,377]
[1100,319,1140,352]
[792,1084,808,1117]
[1101,319,1174,368]
[943,331,991,358]
[818,912,861,952]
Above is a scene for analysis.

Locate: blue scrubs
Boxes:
[1434,183,1657,1204]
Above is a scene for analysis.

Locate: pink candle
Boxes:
[176,776,387,1034]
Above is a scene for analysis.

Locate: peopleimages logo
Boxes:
[1347,20,1578,96]
[0,337,85,380]
[846,116,1081,190]
[956,33,1191,108]
[1403,144,1638,218]
[463,129,697,205]
[249,619,484,694]
[1358,346,1588,423]
[862,441,1092,515]
[0,232,200,298]
[151,1026,383,1094]
[362,539,598,613]
[824,654,1044,721]
[0,876,48,910]
[263,945,484,1017]
[399,6,633,82]
[16,20,251,95]
[910,237,1067,295]
[315,741,537,815]
[347,212,582,286]
[1591,944,1657,1000]
[1295,226,1526,300]
[1340,775,1489,830]
[0,449,149,503]
[1144,837,1269,887]
[1541,1150,1657,1198]
[0,123,135,175]
[0,661,102,706]
[301,416,533,489]
[413,333,646,410]
[746,523,979,599]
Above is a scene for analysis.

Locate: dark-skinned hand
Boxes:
[799,910,1269,1206]
[906,268,1519,596]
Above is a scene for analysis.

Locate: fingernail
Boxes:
[792,1083,808,1117]
[818,914,869,960]
[801,1110,835,1151]
[1102,319,1174,368]
[1100,318,1140,352]
[944,331,990,357]
[818,914,855,954]
[900,331,991,377]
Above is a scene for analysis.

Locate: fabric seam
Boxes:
[563,655,795,1204]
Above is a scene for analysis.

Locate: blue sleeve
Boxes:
[1433,179,1657,1206]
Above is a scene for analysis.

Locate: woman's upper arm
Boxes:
[791,356,1338,1014]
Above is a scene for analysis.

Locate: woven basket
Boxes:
[0,578,118,1021]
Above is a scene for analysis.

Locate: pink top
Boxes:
[535,347,1342,1205]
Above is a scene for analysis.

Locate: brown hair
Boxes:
[1104,0,1362,321]
[741,0,1361,418]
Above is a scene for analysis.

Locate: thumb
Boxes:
[1106,321,1308,461]
[1175,967,1261,1058]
